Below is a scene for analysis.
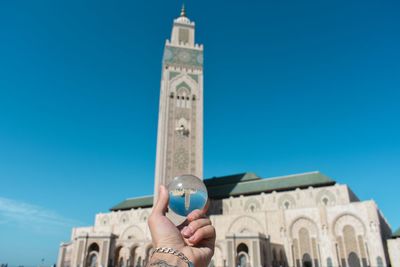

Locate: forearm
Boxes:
[146,253,187,267]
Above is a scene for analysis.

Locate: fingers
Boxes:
[186,198,209,222]
[187,225,216,245]
[187,204,208,222]
[151,185,169,216]
[181,218,211,238]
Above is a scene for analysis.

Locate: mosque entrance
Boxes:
[348,252,361,267]
[302,253,312,267]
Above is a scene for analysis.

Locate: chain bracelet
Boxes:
[151,247,191,265]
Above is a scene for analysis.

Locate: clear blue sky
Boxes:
[0,0,399,265]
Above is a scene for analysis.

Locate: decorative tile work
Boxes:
[169,71,180,80]
[188,74,198,83]
[163,45,203,68]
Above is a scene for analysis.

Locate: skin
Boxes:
[147,185,216,267]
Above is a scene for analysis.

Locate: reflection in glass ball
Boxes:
[167,174,208,217]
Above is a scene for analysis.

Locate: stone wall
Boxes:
[388,238,400,267]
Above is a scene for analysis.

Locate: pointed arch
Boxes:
[333,213,366,237]
[244,197,261,212]
[170,73,199,88]
[333,214,367,267]
[228,215,263,234]
[170,74,197,92]
[290,217,320,267]
[120,225,145,241]
[290,217,319,239]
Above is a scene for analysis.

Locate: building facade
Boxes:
[57,8,397,267]
[388,229,400,267]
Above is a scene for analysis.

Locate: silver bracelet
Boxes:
[151,247,194,267]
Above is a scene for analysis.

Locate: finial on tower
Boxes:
[175,3,191,24]
[180,4,186,17]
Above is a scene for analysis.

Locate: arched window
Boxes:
[176,88,191,108]
[86,243,99,267]
[284,201,290,209]
[302,253,312,267]
[144,246,154,266]
[348,252,361,267]
[298,228,314,267]
[327,257,333,267]
[316,190,336,206]
[237,243,249,254]
[129,247,137,267]
[249,205,255,212]
[377,256,384,267]
[343,225,361,266]
[114,246,122,267]
[136,256,142,267]
[237,243,249,267]
[88,243,99,252]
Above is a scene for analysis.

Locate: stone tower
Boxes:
[154,6,204,198]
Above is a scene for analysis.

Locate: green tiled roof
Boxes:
[111,195,154,210]
[110,171,335,211]
[207,171,334,199]
[204,172,260,187]
[393,228,400,238]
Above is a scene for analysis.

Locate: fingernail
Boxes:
[182,226,192,237]
[189,235,196,242]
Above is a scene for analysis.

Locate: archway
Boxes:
[86,243,100,267]
[327,258,333,267]
[290,217,319,267]
[128,247,138,267]
[279,250,287,267]
[114,246,123,267]
[228,216,263,234]
[376,256,384,267]
[236,243,249,267]
[143,245,154,266]
[135,256,142,267]
[348,252,361,267]
[302,253,312,267]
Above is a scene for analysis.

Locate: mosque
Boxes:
[57,7,399,267]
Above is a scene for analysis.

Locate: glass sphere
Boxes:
[167,174,208,217]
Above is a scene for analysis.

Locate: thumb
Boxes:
[152,185,169,216]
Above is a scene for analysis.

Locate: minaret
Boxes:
[154,6,204,198]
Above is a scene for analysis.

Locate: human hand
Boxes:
[148,185,216,267]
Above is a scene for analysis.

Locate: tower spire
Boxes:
[180,3,186,17]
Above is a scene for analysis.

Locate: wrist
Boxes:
[148,253,185,267]
[149,247,194,267]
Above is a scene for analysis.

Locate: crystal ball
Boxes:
[167,174,208,217]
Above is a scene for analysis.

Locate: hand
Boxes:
[148,185,216,267]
